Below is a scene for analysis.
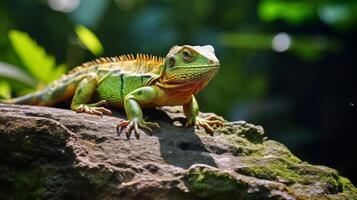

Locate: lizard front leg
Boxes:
[117,86,161,139]
[183,95,225,135]
[71,73,112,116]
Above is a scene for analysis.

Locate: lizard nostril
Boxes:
[208,60,214,64]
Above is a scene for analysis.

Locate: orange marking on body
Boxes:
[61,84,77,100]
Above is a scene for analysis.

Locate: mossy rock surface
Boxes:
[0,103,356,199]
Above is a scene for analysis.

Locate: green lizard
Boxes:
[2,45,224,139]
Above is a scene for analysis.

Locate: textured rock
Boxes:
[0,103,356,200]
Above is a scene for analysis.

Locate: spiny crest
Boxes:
[68,54,164,75]
[81,54,163,67]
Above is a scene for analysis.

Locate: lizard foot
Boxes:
[186,114,225,135]
[116,118,159,139]
[75,100,112,116]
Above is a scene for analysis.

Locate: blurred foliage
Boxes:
[75,25,104,56]
[259,0,357,30]
[0,81,11,99]
[259,0,315,24]
[8,30,66,85]
[220,32,342,60]
[0,26,103,96]
[317,2,357,31]
[0,0,356,183]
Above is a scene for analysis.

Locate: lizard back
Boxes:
[68,54,164,76]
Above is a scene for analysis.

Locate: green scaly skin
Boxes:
[2,45,224,139]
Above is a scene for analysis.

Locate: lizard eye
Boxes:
[182,48,193,62]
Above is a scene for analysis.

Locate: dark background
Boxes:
[0,0,356,184]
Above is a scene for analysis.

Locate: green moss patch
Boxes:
[185,167,248,199]
[9,166,55,200]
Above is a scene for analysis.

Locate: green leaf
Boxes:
[258,0,315,24]
[8,30,57,84]
[0,81,11,99]
[75,25,104,56]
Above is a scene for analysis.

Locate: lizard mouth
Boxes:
[165,65,220,82]
[172,63,220,69]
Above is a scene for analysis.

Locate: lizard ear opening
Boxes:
[168,56,176,68]
[161,56,175,76]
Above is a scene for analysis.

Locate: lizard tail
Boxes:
[1,92,42,105]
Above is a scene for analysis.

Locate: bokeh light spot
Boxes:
[272,32,291,52]
[48,0,81,13]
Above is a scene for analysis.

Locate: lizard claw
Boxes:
[186,114,225,135]
[76,104,112,116]
[116,118,159,139]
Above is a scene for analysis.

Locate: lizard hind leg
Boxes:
[71,73,112,116]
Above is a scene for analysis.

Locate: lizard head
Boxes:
[162,45,220,83]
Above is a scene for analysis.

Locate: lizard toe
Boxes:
[145,121,160,129]
[197,121,214,135]
[94,107,112,116]
[116,118,159,139]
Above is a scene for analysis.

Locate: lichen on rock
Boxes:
[0,103,356,199]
